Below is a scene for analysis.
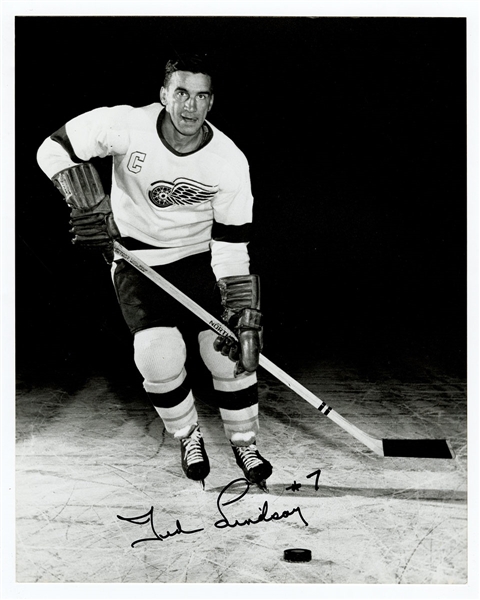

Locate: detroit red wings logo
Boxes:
[148,178,218,208]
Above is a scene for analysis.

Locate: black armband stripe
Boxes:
[119,237,169,251]
[50,125,85,164]
[212,221,251,243]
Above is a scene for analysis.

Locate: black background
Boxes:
[15,16,466,387]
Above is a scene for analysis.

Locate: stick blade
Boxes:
[382,439,455,459]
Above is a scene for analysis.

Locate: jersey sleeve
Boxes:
[37,105,133,179]
[210,150,254,280]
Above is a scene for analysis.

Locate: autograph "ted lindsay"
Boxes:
[117,478,308,547]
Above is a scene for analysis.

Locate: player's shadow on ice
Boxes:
[207,482,466,503]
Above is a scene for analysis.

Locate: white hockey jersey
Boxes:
[37,103,254,279]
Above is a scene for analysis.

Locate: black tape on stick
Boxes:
[382,439,454,459]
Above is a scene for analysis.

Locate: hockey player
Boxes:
[36,53,272,488]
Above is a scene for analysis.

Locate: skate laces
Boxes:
[234,444,263,470]
[181,427,205,466]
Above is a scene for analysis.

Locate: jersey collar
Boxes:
[156,108,213,156]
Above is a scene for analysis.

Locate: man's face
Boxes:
[160,70,214,137]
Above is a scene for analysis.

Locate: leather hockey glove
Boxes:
[214,274,263,375]
[52,163,120,263]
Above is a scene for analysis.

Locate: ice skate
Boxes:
[179,424,210,486]
[230,441,272,491]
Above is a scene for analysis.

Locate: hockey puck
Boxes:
[283,548,312,563]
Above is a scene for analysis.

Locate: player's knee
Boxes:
[133,326,186,383]
[199,329,237,379]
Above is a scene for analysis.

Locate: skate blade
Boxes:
[256,480,269,493]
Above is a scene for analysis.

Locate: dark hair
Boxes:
[163,52,214,90]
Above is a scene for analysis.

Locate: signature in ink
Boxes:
[117,506,204,547]
[117,477,310,547]
[214,478,308,529]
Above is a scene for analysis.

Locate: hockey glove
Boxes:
[52,163,120,263]
[214,275,263,375]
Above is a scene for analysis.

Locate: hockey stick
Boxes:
[113,241,454,459]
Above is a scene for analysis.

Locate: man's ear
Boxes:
[160,86,167,107]
[208,94,214,112]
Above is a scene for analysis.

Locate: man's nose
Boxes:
[184,96,196,111]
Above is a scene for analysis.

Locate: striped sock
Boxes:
[146,372,198,435]
[215,384,259,443]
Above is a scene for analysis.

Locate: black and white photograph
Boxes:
[1,1,478,597]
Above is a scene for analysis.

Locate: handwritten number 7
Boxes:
[306,469,321,491]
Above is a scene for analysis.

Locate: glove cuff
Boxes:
[217,274,261,323]
[52,162,106,210]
